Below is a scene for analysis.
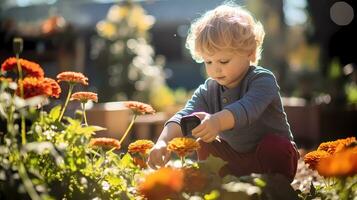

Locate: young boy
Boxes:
[148,3,299,182]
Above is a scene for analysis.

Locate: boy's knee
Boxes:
[256,134,298,182]
[257,134,292,157]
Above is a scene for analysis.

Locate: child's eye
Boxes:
[205,61,212,65]
[220,60,230,64]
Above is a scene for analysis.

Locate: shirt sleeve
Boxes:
[165,80,209,126]
[224,72,279,130]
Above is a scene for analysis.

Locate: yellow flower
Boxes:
[137,15,155,34]
[128,139,154,155]
[128,5,145,28]
[138,167,183,200]
[316,147,357,177]
[107,4,129,22]
[167,137,200,158]
[96,21,117,39]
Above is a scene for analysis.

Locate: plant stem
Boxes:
[15,54,26,144]
[82,102,88,126]
[181,156,185,167]
[58,83,74,122]
[119,114,137,145]
[18,161,41,200]
[40,106,44,124]
[15,54,24,98]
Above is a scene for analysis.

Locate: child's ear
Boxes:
[248,50,256,62]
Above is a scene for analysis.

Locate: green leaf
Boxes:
[119,153,135,168]
[253,178,266,188]
[49,105,61,120]
[197,154,227,175]
[222,174,240,184]
[87,125,107,132]
[95,157,105,169]
[76,126,106,137]
[204,190,220,200]
[66,117,81,127]
[328,58,341,79]
[107,176,126,189]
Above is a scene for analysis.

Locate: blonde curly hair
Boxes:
[186,3,265,65]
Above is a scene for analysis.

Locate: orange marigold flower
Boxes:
[335,137,356,153]
[128,139,154,155]
[17,77,52,99]
[70,91,98,103]
[181,167,208,193]
[167,137,200,158]
[43,78,61,98]
[123,101,155,115]
[317,141,339,154]
[89,137,121,150]
[318,137,357,154]
[56,71,88,85]
[138,167,184,200]
[1,57,44,78]
[316,147,357,177]
[304,150,330,170]
[133,157,147,169]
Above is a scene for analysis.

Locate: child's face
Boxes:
[201,50,252,89]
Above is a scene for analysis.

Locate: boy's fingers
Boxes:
[206,136,217,143]
[201,134,212,142]
[148,150,164,169]
[147,158,157,170]
[192,124,205,135]
[163,151,171,164]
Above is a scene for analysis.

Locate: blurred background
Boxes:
[0,0,356,148]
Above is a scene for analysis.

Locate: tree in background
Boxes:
[91,0,166,102]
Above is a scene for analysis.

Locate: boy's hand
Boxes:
[147,140,171,170]
[191,112,221,143]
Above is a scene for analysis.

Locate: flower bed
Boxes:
[0,39,356,200]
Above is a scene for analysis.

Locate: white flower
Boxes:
[101,181,110,191]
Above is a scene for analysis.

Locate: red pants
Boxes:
[197,133,299,182]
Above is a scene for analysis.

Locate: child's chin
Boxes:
[216,80,226,86]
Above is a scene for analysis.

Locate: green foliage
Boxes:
[297,177,357,200]
[0,81,139,199]
[345,83,357,105]
[92,0,165,102]
[328,58,341,80]
[197,154,227,176]
[2,79,356,199]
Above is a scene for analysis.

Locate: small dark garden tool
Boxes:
[180,114,201,137]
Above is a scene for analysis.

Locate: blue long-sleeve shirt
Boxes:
[166,65,294,152]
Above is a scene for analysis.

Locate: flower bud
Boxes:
[13,37,23,54]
